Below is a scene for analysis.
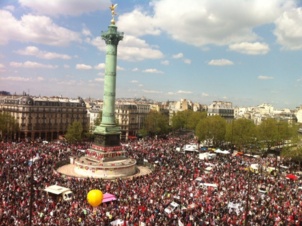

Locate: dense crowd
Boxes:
[0,135,302,226]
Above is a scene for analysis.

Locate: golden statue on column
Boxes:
[109,4,118,25]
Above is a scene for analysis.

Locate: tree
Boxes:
[195,115,226,147]
[171,110,189,130]
[228,118,257,151]
[257,118,297,150]
[281,146,302,167]
[171,110,206,131]
[0,112,19,141]
[143,110,169,136]
[257,118,280,150]
[94,111,102,127]
[276,120,299,145]
[187,111,207,130]
[65,121,83,143]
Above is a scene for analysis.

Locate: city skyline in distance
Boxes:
[1,0,302,109]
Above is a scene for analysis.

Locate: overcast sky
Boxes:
[1,0,302,109]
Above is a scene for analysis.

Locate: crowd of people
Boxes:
[0,134,302,225]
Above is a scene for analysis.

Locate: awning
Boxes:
[286,174,298,181]
[103,193,117,203]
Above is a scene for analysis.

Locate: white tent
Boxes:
[214,149,230,154]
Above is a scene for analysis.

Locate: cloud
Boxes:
[82,27,92,37]
[208,59,234,66]
[131,80,139,83]
[184,59,191,64]
[161,60,170,65]
[258,75,274,80]
[274,7,302,50]
[19,0,110,16]
[177,90,193,94]
[76,64,92,70]
[202,92,209,97]
[3,5,15,11]
[95,63,105,70]
[132,68,139,72]
[173,53,184,59]
[172,52,191,64]
[10,61,57,69]
[0,76,31,81]
[142,68,164,74]
[16,46,72,59]
[142,89,163,94]
[95,78,104,82]
[117,66,125,71]
[117,9,161,36]
[0,10,81,46]
[229,42,270,55]
[91,35,164,61]
[117,0,295,48]
[0,64,5,72]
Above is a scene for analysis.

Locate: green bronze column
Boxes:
[93,5,123,146]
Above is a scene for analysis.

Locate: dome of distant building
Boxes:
[20,96,34,105]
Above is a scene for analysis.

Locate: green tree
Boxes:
[94,111,102,126]
[187,111,207,130]
[143,110,169,136]
[65,121,83,143]
[276,121,299,146]
[257,118,279,150]
[195,115,226,147]
[171,110,189,130]
[0,112,19,140]
[171,110,206,131]
[229,118,257,151]
[281,146,302,166]
[257,118,297,150]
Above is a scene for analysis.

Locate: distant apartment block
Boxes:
[0,95,89,141]
[207,101,234,121]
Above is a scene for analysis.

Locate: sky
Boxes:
[1,0,302,109]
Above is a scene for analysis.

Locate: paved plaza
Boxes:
[57,164,152,179]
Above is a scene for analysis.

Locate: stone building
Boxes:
[207,101,234,121]
[0,95,89,141]
[115,103,150,141]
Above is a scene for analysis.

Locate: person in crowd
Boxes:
[0,135,301,225]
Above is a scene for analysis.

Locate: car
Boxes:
[44,185,73,201]
[182,144,198,152]
[199,183,218,190]
[164,201,180,214]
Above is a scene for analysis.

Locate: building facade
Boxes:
[115,103,150,141]
[0,95,89,141]
[207,101,234,121]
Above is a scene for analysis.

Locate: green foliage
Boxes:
[257,118,297,150]
[94,111,102,126]
[0,112,19,139]
[137,128,148,138]
[171,110,206,131]
[281,146,302,162]
[143,110,169,136]
[230,118,257,150]
[195,115,226,147]
[65,121,84,143]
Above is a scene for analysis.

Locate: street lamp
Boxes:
[29,161,34,226]
[28,149,37,226]
[244,169,251,226]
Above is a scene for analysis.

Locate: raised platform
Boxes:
[57,163,151,179]
[73,155,137,178]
